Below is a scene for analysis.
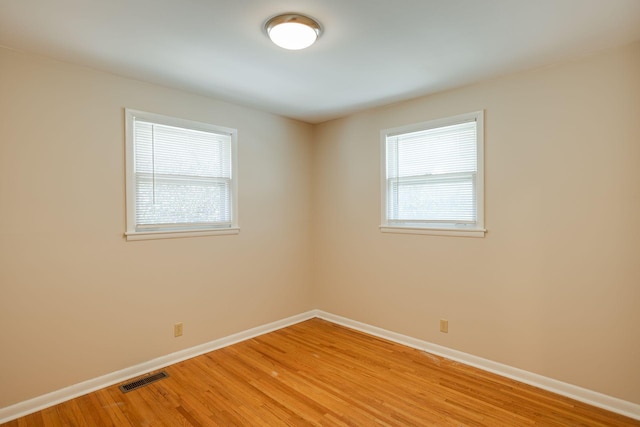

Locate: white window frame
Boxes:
[125,109,239,241]
[380,111,485,238]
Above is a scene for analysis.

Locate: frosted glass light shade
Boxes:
[265,14,322,50]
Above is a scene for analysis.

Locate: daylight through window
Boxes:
[381,111,485,237]
[125,110,238,240]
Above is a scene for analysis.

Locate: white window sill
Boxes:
[125,227,240,241]
[379,225,486,238]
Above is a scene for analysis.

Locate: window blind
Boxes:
[386,120,478,226]
[133,119,233,231]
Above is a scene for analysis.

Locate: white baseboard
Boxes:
[0,311,317,424]
[2,309,639,423]
[315,310,640,421]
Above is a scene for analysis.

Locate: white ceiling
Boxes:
[2,1,640,123]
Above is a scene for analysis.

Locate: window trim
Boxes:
[379,111,486,238]
[124,109,239,241]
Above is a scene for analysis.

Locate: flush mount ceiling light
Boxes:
[265,13,322,50]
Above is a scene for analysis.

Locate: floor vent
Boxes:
[119,371,169,393]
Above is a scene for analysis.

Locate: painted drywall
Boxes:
[0,47,314,407]
[312,42,640,404]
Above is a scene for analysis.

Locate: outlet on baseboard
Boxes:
[440,319,449,333]
[174,322,183,337]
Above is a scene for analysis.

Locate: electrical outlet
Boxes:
[440,319,449,333]
[174,322,183,337]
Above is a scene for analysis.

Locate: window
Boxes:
[125,109,238,241]
[380,111,485,237]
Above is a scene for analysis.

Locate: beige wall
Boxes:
[0,48,314,407]
[2,41,639,410]
[313,42,640,404]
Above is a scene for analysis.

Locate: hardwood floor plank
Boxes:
[92,388,133,427]
[38,407,63,427]
[3,318,639,426]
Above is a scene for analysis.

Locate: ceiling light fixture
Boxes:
[265,13,322,50]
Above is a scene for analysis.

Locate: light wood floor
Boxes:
[4,318,639,426]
